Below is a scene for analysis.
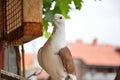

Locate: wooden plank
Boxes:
[23,0,42,22]
[7,22,43,45]
[0,70,29,80]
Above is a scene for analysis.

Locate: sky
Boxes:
[23,0,120,53]
[66,0,120,45]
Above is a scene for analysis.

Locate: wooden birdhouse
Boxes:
[0,0,43,46]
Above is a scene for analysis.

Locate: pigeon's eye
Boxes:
[59,16,62,19]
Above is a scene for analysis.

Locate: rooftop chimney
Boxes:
[92,38,97,45]
[115,48,120,53]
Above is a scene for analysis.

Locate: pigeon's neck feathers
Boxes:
[52,24,66,45]
[47,23,66,49]
[52,23,65,38]
[43,20,66,54]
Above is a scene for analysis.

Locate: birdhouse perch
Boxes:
[0,0,43,45]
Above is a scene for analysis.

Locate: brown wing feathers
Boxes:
[58,46,76,75]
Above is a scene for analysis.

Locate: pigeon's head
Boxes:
[53,14,65,26]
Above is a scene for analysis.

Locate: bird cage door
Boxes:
[0,0,43,45]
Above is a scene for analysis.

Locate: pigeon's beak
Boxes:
[53,18,58,22]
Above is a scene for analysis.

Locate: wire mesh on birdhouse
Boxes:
[0,0,43,45]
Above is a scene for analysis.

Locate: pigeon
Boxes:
[37,14,77,80]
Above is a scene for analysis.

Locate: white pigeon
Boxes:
[37,14,77,80]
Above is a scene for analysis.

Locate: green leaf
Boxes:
[55,0,71,18]
[73,0,83,10]
[43,0,52,10]
[43,10,54,32]
[53,6,61,14]
[43,19,48,31]
[44,10,54,22]
[44,31,51,39]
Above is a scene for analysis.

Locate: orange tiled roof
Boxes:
[67,40,120,66]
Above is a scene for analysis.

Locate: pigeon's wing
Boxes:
[58,46,76,75]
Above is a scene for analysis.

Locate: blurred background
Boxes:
[0,0,120,80]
